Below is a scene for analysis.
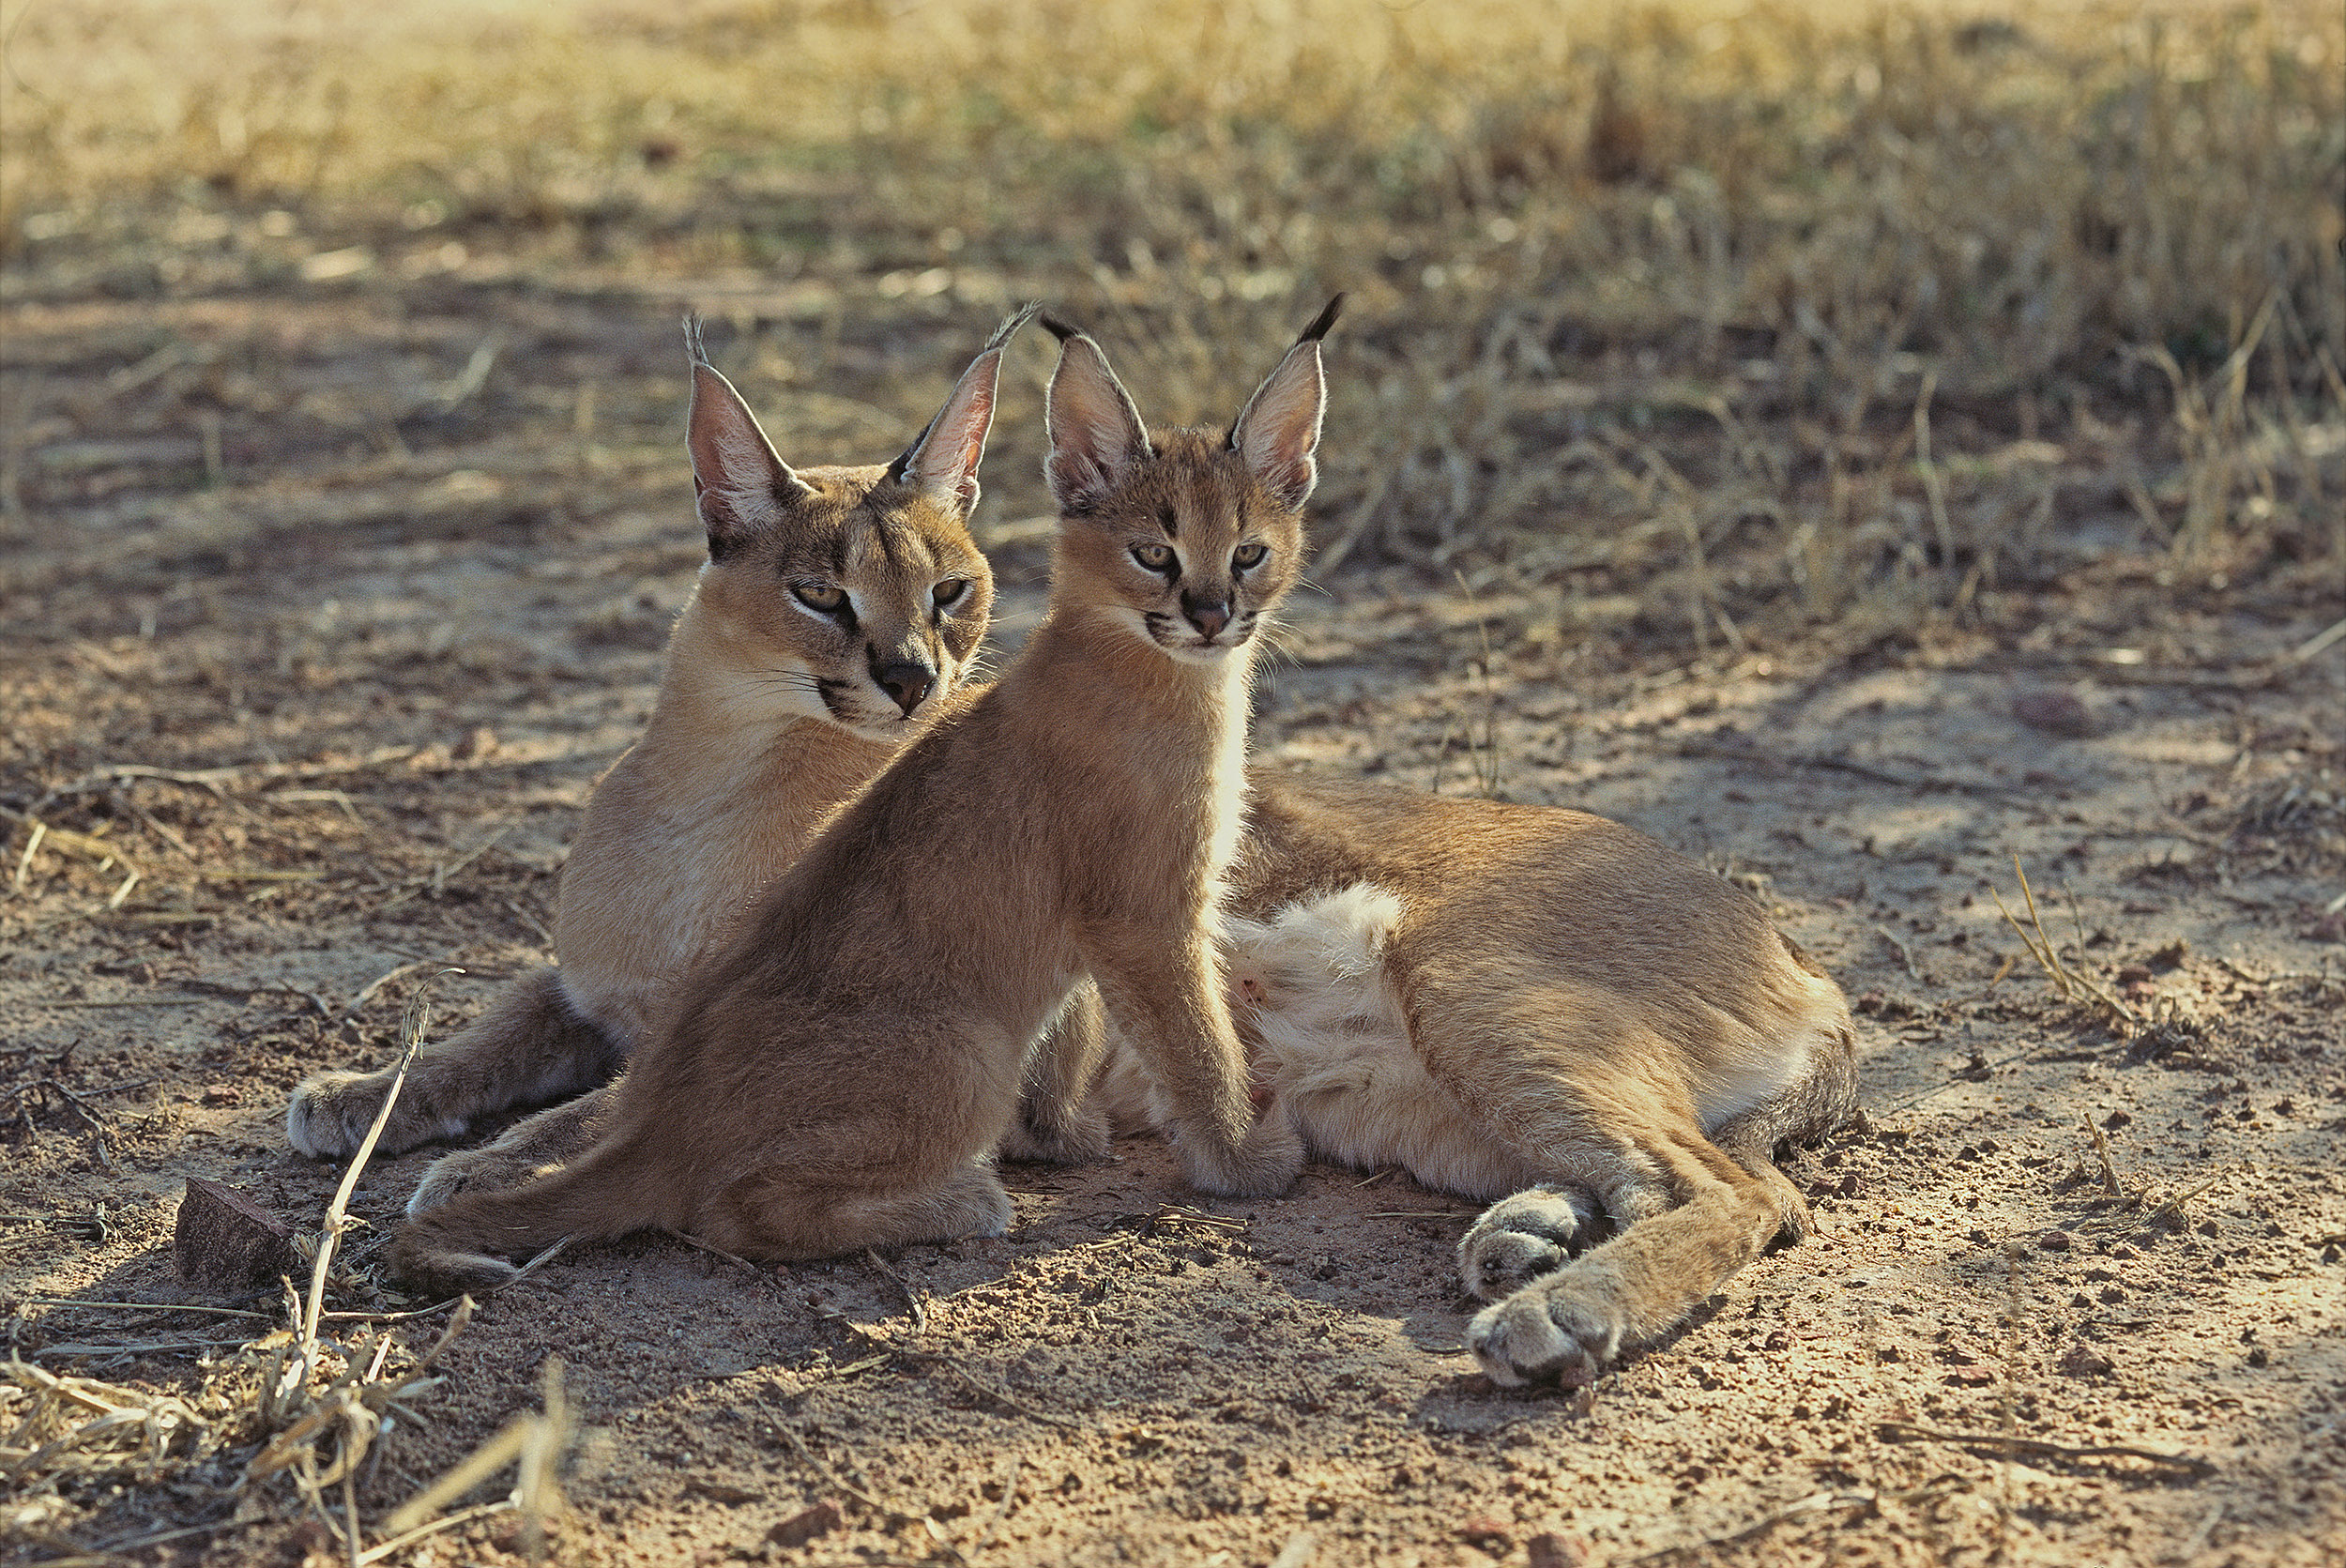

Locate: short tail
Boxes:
[389,1134,651,1299]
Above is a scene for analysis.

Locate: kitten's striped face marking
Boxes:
[1040,299,1337,663]
[1084,449,1299,664]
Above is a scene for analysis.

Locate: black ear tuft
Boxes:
[1295,294,1345,345]
[682,312,710,367]
[988,301,1044,351]
[1040,314,1083,344]
[889,305,1040,516]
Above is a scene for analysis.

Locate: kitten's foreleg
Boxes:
[1088,928,1302,1198]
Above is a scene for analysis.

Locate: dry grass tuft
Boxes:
[0,978,578,1562]
[5,0,2339,645]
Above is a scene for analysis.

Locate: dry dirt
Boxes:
[3,279,2342,1568]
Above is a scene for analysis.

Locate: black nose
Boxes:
[872,660,936,715]
[1181,593,1231,641]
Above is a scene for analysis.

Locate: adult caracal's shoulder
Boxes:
[285,313,1015,1170]
[389,302,1343,1295]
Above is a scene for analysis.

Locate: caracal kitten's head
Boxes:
[1039,298,1340,664]
[681,307,1036,734]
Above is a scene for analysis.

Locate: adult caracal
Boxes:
[287,309,1106,1200]
[388,306,1333,1293]
[1123,781,1857,1388]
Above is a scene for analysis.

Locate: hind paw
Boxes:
[392,1241,522,1301]
[407,1147,556,1218]
[1458,1186,1596,1302]
[996,1101,1112,1166]
[1466,1273,1626,1389]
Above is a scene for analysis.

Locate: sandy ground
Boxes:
[3,280,2342,1568]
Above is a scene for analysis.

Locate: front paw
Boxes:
[1179,1100,1304,1198]
[996,1101,1113,1166]
[286,1071,388,1159]
[287,1069,461,1160]
[1466,1273,1626,1389]
[1457,1186,1596,1302]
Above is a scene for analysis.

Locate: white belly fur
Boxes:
[1101,879,1836,1201]
[1096,882,1543,1202]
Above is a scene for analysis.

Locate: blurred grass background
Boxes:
[4,0,2340,653]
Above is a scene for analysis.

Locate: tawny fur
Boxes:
[388,309,1335,1295]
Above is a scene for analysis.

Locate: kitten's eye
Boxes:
[932,578,969,610]
[791,581,846,614]
[1131,542,1177,573]
[1232,542,1269,571]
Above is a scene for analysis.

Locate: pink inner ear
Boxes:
[911,362,1000,508]
[1238,358,1323,504]
[1047,349,1145,507]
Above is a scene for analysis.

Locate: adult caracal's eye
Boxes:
[1131,542,1176,573]
[1232,541,1269,571]
[933,578,969,609]
[791,580,846,613]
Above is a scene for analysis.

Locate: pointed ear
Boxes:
[1042,315,1151,515]
[886,303,1039,519]
[1227,294,1342,510]
[683,316,813,560]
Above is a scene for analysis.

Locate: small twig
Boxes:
[1876,1421,2215,1476]
[33,1337,258,1359]
[12,1298,271,1321]
[2142,1173,2227,1230]
[660,1226,770,1279]
[864,1249,929,1332]
[11,818,48,893]
[887,1344,1084,1431]
[2172,1499,2226,1563]
[965,1454,1024,1557]
[302,990,427,1351]
[2282,614,2346,666]
[769,1409,905,1519]
[342,960,436,1021]
[353,1500,515,1566]
[379,1416,533,1534]
[1143,1204,1248,1233]
[84,1519,244,1558]
[1621,1481,1966,1564]
[2084,1117,2123,1196]
[1872,922,1922,982]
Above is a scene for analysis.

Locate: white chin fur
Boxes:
[1158,639,1239,664]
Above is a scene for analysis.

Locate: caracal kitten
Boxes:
[388,306,1333,1294]
[286,307,1104,1201]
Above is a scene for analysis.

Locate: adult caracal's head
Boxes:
[1039,297,1339,665]
[680,307,1035,734]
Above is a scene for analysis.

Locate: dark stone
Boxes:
[767,1501,841,1548]
[173,1178,297,1291]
